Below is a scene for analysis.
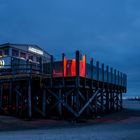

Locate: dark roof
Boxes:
[0,43,51,57]
[0,43,42,50]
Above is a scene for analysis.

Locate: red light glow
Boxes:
[63,55,86,77]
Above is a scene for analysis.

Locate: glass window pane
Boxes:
[12,49,19,57]
[20,52,26,59]
[4,48,9,56]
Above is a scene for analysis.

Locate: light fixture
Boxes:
[28,46,43,55]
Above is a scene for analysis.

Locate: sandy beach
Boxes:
[0,100,140,140]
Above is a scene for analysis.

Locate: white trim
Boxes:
[28,46,43,55]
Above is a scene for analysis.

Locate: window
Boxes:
[12,49,19,57]
[28,55,33,61]
[20,52,26,59]
[0,50,3,56]
[36,56,41,63]
[4,48,9,56]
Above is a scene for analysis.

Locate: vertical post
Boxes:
[76,50,80,112]
[118,71,120,94]
[0,83,3,111]
[50,55,53,87]
[62,53,65,86]
[121,72,123,86]
[28,79,32,119]
[42,88,46,117]
[125,74,127,93]
[120,92,123,110]
[114,69,118,111]
[117,71,120,110]
[110,68,113,83]
[120,72,123,110]
[122,74,124,88]
[102,64,105,83]
[101,64,104,114]
[58,89,62,118]
[50,55,53,88]
[76,50,80,87]
[96,61,99,87]
[118,71,120,86]
[95,61,99,115]
[113,92,115,112]
[9,81,12,112]
[106,65,109,113]
[90,58,93,88]
[116,93,119,112]
[114,69,116,85]
[86,90,89,117]
[71,92,74,107]
[121,72,123,91]
[84,55,87,87]
[90,58,94,117]
[123,74,125,89]
[110,67,114,112]
[40,57,43,74]
[16,88,19,116]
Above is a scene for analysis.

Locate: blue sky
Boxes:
[0,0,140,96]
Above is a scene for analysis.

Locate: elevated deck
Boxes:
[45,51,126,118]
[0,48,127,119]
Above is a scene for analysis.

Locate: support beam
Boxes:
[118,71,120,86]
[120,93,123,110]
[101,64,104,113]
[110,67,114,112]
[9,81,12,112]
[106,66,109,113]
[27,79,32,119]
[58,89,62,117]
[78,89,100,116]
[114,69,117,111]
[76,88,80,112]
[90,58,93,88]
[114,69,116,85]
[116,93,119,112]
[0,83,3,112]
[42,88,46,117]
[75,51,80,113]
[86,90,90,116]
[95,61,99,116]
[15,87,19,116]
[50,55,53,88]
[84,55,87,87]
[62,53,65,86]
[96,61,99,87]
[76,50,80,87]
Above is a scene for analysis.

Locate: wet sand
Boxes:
[0,100,140,140]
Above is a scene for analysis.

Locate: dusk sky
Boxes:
[0,0,140,96]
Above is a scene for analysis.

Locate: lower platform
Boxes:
[0,76,126,119]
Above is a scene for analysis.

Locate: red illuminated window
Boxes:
[63,55,86,77]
